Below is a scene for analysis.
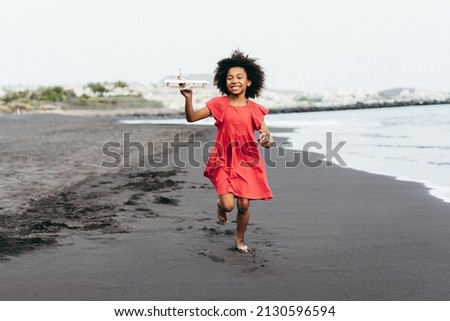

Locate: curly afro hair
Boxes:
[213,50,266,98]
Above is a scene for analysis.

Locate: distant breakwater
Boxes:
[269,99,450,114]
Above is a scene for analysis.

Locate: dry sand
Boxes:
[0,113,450,300]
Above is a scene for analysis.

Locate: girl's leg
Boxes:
[217,193,235,223]
[235,198,250,252]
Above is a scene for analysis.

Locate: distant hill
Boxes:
[379,87,414,97]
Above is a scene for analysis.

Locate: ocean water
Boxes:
[267,104,450,204]
[120,104,450,203]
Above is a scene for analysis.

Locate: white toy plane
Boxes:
[163,68,209,90]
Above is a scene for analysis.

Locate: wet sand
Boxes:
[0,114,450,300]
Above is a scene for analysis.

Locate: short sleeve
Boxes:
[249,101,269,129]
[206,96,228,123]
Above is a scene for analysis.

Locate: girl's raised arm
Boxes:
[181,89,211,122]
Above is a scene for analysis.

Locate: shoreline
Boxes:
[1,114,450,300]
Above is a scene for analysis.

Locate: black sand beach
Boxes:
[1,114,450,300]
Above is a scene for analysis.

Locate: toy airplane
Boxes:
[163,68,209,90]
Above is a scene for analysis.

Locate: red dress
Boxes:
[204,96,273,200]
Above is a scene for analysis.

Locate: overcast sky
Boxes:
[1,0,449,92]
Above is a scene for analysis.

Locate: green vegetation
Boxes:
[86,81,129,94]
[87,82,108,95]
[1,86,75,106]
[31,86,76,102]
[2,90,32,104]
[113,80,128,88]
[0,81,163,113]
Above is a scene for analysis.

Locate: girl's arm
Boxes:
[258,121,274,148]
[181,89,211,122]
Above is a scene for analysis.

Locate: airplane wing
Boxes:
[163,78,209,89]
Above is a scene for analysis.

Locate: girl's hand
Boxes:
[180,88,192,99]
[258,129,272,148]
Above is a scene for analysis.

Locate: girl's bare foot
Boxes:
[217,202,229,224]
[235,241,250,253]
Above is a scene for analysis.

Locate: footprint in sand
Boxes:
[196,217,211,222]
[208,254,225,263]
[198,251,225,263]
[154,196,179,205]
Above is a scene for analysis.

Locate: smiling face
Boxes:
[226,67,252,97]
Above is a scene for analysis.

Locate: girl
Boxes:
[180,50,273,253]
